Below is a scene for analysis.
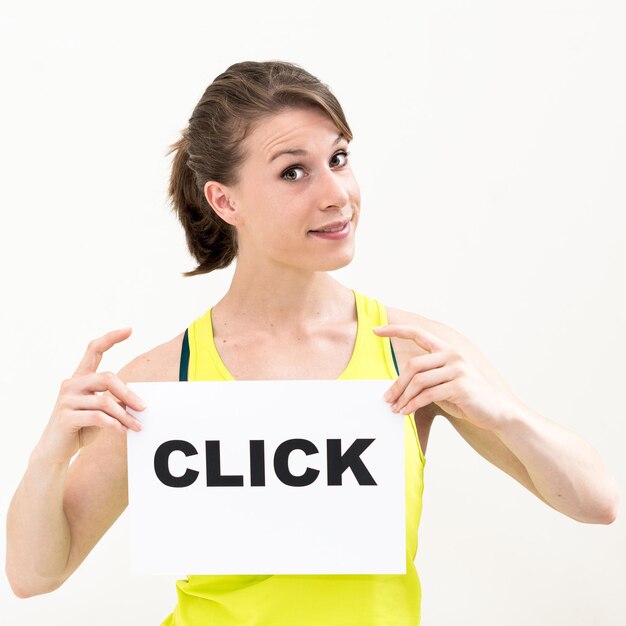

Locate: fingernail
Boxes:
[134,395,146,409]
[134,420,143,431]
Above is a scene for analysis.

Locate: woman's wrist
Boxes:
[29,436,72,474]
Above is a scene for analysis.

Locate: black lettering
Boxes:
[274,438,320,487]
[154,439,199,488]
[249,440,266,486]
[205,440,244,487]
[327,438,377,486]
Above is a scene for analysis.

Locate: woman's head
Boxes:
[168,60,358,276]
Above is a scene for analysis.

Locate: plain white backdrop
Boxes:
[1,1,624,624]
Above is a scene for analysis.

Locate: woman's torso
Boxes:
[161,289,427,626]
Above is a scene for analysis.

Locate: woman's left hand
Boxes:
[373,323,520,431]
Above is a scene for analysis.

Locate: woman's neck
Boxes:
[213,260,353,329]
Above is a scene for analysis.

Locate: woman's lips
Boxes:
[308,221,351,240]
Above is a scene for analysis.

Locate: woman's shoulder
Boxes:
[384,303,514,396]
[385,304,451,340]
[385,303,484,357]
[117,331,185,383]
[384,303,476,363]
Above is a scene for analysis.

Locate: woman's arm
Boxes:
[5,330,182,598]
[381,307,620,525]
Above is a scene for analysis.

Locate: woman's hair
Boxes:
[167,60,353,276]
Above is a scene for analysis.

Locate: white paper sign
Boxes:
[126,380,405,575]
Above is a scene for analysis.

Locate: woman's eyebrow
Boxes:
[268,132,344,163]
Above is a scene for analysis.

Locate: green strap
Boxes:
[390,340,400,376]
[179,328,190,382]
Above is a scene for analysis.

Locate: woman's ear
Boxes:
[204,180,239,225]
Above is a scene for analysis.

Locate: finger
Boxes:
[391,365,457,413]
[373,324,449,353]
[67,394,143,432]
[383,351,448,404]
[72,371,146,412]
[396,380,458,415]
[69,410,128,434]
[73,328,133,376]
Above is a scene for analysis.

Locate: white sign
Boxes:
[126,380,405,576]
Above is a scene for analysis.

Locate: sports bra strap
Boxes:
[179,328,190,382]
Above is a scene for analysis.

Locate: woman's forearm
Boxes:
[6,330,145,598]
[6,444,72,598]
[493,403,620,523]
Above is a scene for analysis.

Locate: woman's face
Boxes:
[221,106,361,273]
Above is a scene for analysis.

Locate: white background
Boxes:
[1,0,624,624]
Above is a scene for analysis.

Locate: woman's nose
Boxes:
[318,167,350,210]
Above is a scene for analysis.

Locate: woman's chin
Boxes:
[314,248,355,272]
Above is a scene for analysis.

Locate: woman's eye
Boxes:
[330,150,350,167]
[281,166,304,181]
[280,151,349,182]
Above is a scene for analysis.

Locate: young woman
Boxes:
[6,60,620,625]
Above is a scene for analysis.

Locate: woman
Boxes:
[6,60,620,625]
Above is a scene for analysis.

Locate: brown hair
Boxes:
[167,60,353,276]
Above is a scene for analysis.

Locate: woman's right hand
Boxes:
[37,328,146,466]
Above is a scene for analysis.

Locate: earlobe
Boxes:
[204,181,238,226]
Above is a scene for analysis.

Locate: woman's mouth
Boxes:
[308,220,351,240]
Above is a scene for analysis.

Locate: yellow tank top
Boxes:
[161,290,426,625]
